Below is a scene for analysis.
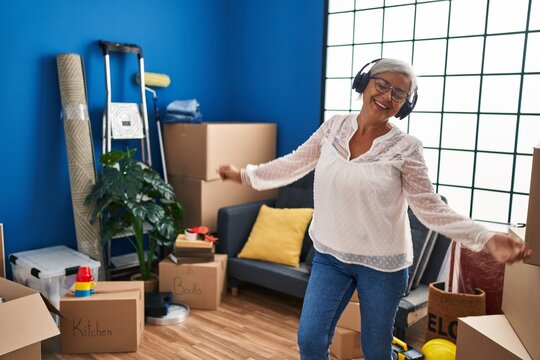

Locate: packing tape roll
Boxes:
[57,53,106,280]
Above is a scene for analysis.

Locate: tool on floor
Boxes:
[392,336,425,360]
[135,71,171,181]
[99,40,152,167]
[145,291,172,317]
[144,291,190,325]
[421,338,456,360]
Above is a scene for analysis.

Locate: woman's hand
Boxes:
[217,164,242,183]
[485,233,532,264]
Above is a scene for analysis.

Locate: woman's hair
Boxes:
[370,58,418,94]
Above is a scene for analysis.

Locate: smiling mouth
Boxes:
[374,99,390,110]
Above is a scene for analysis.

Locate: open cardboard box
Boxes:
[0,277,60,360]
[524,146,540,266]
[456,315,532,360]
[60,281,144,354]
[501,232,540,360]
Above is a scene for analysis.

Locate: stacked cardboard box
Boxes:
[331,291,363,359]
[502,226,539,359]
[456,229,538,360]
[524,146,540,266]
[456,146,540,359]
[503,146,540,359]
[164,122,278,232]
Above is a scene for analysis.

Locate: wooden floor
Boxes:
[42,284,426,360]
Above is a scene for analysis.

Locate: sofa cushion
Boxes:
[238,205,314,268]
[275,171,315,209]
[305,246,315,271]
[406,208,437,296]
[300,226,313,262]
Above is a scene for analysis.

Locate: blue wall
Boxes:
[229,0,324,155]
[0,0,324,278]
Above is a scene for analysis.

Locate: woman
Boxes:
[217,58,530,360]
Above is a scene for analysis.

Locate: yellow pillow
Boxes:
[238,205,314,268]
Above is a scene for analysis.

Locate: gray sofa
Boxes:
[216,171,451,338]
[217,172,315,299]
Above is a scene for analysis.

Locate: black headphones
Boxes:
[352,58,418,120]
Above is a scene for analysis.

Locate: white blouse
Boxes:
[242,114,494,272]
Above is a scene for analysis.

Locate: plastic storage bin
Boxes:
[9,245,101,310]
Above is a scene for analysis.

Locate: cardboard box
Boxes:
[336,301,361,333]
[169,175,277,232]
[501,255,540,360]
[60,281,144,354]
[456,315,532,360]
[164,122,277,180]
[330,326,362,360]
[159,254,227,310]
[350,290,358,302]
[525,146,540,266]
[0,277,60,359]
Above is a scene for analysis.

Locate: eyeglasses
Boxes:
[370,76,410,103]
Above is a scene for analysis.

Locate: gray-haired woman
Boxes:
[218,58,531,360]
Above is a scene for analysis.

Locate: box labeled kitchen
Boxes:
[59,281,144,354]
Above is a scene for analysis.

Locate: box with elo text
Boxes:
[159,254,227,310]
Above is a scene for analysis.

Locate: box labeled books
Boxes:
[159,254,227,310]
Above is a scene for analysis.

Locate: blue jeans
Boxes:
[297,251,408,360]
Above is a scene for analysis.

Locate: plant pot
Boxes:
[130,272,159,293]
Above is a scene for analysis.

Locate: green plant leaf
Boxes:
[100,149,135,167]
[86,149,184,279]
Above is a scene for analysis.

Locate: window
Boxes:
[322,0,540,230]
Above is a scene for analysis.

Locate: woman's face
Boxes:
[362,71,411,120]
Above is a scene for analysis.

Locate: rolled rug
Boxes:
[57,53,106,280]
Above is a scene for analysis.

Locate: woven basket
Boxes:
[425,281,486,343]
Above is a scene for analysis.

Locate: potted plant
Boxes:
[86,149,184,288]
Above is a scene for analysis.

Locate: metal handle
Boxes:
[99,40,142,57]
